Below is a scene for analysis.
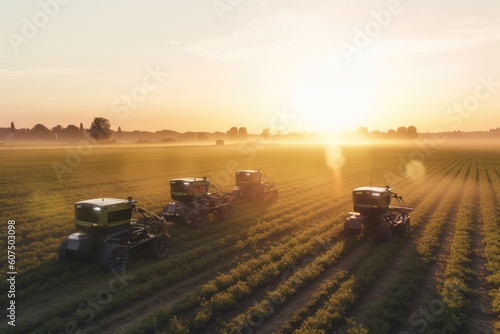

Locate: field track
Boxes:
[0,141,499,333]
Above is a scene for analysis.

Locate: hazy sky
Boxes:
[1,0,499,133]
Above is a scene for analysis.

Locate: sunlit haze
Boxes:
[1,0,499,133]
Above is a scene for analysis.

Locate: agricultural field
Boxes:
[1,141,499,333]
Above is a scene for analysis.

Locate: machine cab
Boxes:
[352,186,392,215]
[74,197,136,234]
[170,178,211,203]
[235,170,262,188]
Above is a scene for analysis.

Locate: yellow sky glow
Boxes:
[1,0,499,134]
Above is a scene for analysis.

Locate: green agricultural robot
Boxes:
[344,186,413,243]
[163,177,234,228]
[232,170,278,202]
[59,197,172,272]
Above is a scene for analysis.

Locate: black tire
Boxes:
[192,211,207,228]
[100,243,129,272]
[403,217,410,236]
[271,190,279,202]
[394,217,410,237]
[344,219,353,236]
[58,239,75,262]
[149,233,172,259]
[375,220,392,243]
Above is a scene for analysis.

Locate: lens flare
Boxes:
[326,144,345,172]
[405,160,426,180]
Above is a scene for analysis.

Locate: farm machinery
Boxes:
[59,197,172,272]
[162,177,234,228]
[232,169,278,202]
[344,186,413,243]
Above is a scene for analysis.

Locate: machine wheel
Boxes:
[344,219,354,236]
[192,210,207,228]
[251,191,263,202]
[100,243,129,272]
[375,220,392,243]
[344,218,362,236]
[218,204,233,221]
[402,217,410,236]
[58,239,75,262]
[149,233,172,259]
[395,217,410,237]
[271,190,279,202]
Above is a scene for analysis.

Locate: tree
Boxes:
[197,132,209,141]
[387,129,397,137]
[52,125,63,134]
[227,127,238,140]
[10,122,15,138]
[80,123,84,131]
[397,126,407,137]
[261,128,271,140]
[31,124,53,140]
[357,127,369,136]
[407,125,417,138]
[238,127,247,140]
[117,126,122,140]
[89,117,112,142]
[65,124,83,139]
[52,125,63,140]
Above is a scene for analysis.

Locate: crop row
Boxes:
[428,161,477,331]
[128,212,349,333]
[110,153,496,328]
[283,160,468,333]
[0,146,479,333]
[224,152,464,333]
[220,150,469,333]
[478,162,500,331]
[14,168,353,333]
[13,164,336,298]
[360,161,471,333]
[134,150,467,333]
[223,154,467,333]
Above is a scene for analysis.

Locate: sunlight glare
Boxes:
[292,52,381,133]
[324,133,345,188]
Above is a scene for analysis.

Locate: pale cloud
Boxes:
[183,4,500,64]
[183,7,332,62]
[383,17,500,60]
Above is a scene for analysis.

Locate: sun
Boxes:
[292,53,381,133]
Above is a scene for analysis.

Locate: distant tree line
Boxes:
[350,125,418,140]
[0,122,86,140]
[2,118,499,143]
[0,118,112,142]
